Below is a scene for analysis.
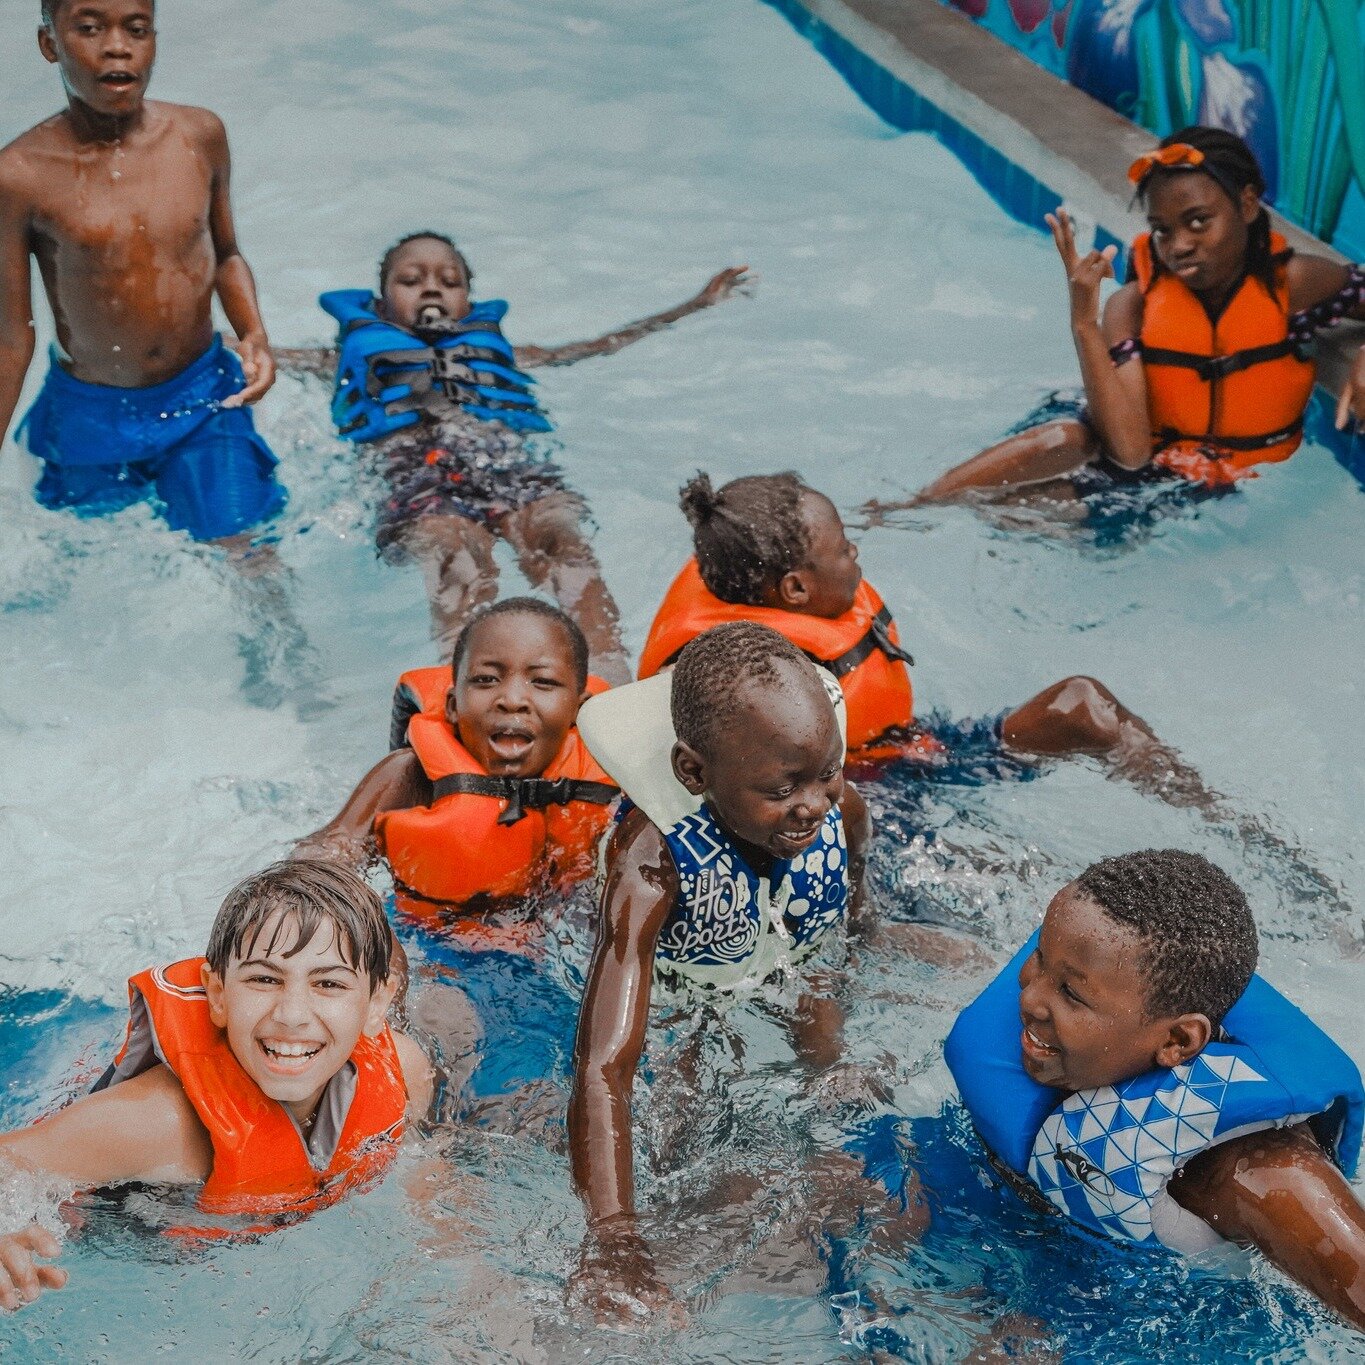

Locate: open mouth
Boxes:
[99,72,139,87]
[487,727,536,763]
[1020,1025,1059,1061]
[258,1039,324,1073]
[774,823,821,854]
[417,303,449,325]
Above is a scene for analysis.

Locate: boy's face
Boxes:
[203,917,393,1127]
[786,492,862,619]
[1017,883,1206,1092]
[381,239,471,330]
[40,1,156,117]
[1146,173,1260,301]
[447,612,586,778]
[674,665,845,863]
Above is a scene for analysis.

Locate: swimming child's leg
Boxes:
[402,512,501,657]
[498,491,631,685]
[914,418,1098,504]
[1002,676,1215,811]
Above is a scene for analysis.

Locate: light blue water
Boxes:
[0,0,1363,1359]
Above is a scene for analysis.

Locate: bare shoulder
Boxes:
[0,118,67,194]
[1285,251,1352,312]
[602,806,677,935]
[390,1030,436,1119]
[1100,280,1144,337]
[155,102,229,152]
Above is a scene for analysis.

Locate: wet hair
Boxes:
[1074,849,1257,1027]
[205,859,392,992]
[1138,126,1278,293]
[680,472,812,606]
[378,231,474,296]
[449,596,589,692]
[42,0,151,26]
[671,621,822,755]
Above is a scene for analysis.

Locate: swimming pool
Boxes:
[1,0,1362,1358]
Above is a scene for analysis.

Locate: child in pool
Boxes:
[296,598,617,929]
[0,0,284,544]
[643,470,1215,807]
[865,126,1365,516]
[947,850,1365,1330]
[0,860,436,1312]
[278,232,749,683]
[568,622,897,1321]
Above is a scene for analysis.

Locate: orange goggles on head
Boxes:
[1127,143,1206,185]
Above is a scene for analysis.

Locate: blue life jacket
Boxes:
[945,932,1364,1252]
[656,803,849,990]
[319,290,552,443]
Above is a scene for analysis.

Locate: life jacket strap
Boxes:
[821,605,915,677]
[1139,339,1300,381]
[1156,416,1304,454]
[429,773,620,824]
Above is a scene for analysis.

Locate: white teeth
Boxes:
[263,1042,321,1059]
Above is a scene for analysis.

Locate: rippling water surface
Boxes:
[1,0,1362,1358]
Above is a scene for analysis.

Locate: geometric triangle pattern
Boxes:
[1028,1047,1267,1245]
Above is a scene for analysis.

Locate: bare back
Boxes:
[2,100,223,387]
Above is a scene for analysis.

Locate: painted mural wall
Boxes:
[941,0,1365,259]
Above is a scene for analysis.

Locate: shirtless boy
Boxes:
[0,0,283,543]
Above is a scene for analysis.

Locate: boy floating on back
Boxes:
[0,860,433,1311]
[279,231,748,682]
[0,0,284,545]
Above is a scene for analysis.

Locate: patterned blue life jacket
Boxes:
[655,802,849,990]
[319,290,552,443]
[945,931,1364,1252]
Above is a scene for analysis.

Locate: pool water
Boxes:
[1,0,1363,1358]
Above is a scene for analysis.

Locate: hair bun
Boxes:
[679,472,720,527]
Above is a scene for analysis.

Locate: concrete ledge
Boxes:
[768,0,1365,410]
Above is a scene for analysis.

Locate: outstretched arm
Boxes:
[293,748,432,869]
[0,1067,212,1312]
[514,267,750,369]
[1171,1122,1365,1330]
[0,160,35,450]
[202,112,274,409]
[566,809,680,1325]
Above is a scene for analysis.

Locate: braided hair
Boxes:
[1139,126,1279,294]
[679,472,811,606]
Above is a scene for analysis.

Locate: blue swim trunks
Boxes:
[19,336,286,542]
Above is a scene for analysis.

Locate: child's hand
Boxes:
[222,332,277,407]
[1045,209,1117,329]
[694,266,753,307]
[0,1223,67,1312]
[1335,347,1365,429]
[566,1226,686,1330]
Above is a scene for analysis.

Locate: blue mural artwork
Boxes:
[941,0,1365,259]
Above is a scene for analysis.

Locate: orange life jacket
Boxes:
[1133,230,1315,486]
[95,958,406,1221]
[637,560,941,759]
[375,666,618,910]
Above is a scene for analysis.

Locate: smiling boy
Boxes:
[296,597,617,916]
[0,860,433,1312]
[947,850,1365,1330]
[567,622,873,1320]
[0,0,283,542]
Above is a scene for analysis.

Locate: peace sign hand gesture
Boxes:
[1045,208,1118,330]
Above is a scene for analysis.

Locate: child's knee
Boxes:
[1005,675,1124,755]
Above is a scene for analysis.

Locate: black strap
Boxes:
[429,773,619,825]
[1140,339,1296,382]
[1156,416,1303,454]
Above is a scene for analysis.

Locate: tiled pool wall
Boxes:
[762,0,1365,483]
